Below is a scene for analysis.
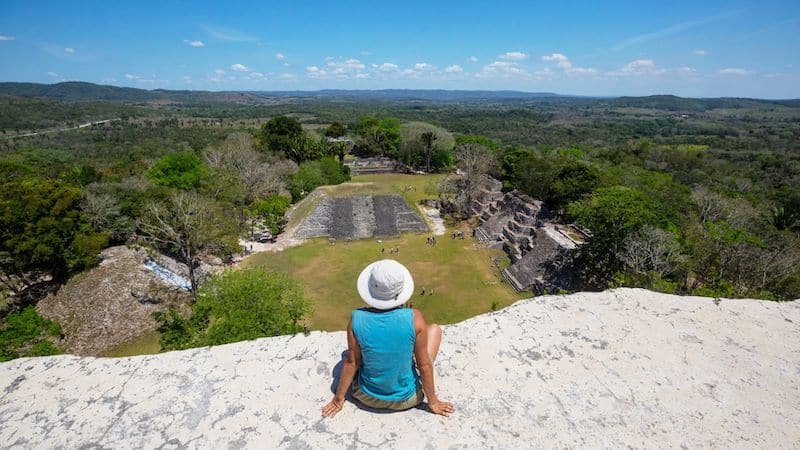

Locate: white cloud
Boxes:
[610,59,665,76]
[533,68,556,79]
[566,67,598,76]
[210,69,226,83]
[325,58,366,76]
[275,52,285,60]
[182,76,193,84]
[231,63,249,72]
[202,26,257,42]
[542,53,573,69]
[47,71,58,77]
[540,53,596,75]
[0,35,14,41]
[306,66,327,78]
[414,62,436,71]
[359,50,372,56]
[283,63,290,67]
[719,67,749,75]
[468,56,479,62]
[183,40,205,47]
[279,73,294,79]
[677,66,697,75]
[444,64,464,74]
[64,47,75,54]
[377,62,399,72]
[541,53,568,62]
[692,49,708,56]
[476,60,525,78]
[354,73,370,79]
[123,73,159,84]
[249,71,265,79]
[102,77,117,83]
[500,51,527,60]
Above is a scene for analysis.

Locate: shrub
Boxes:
[155,269,311,351]
[289,157,350,201]
[146,151,208,190]
[0,306,62,361]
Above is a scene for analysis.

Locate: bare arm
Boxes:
[321,319,361,418]
[413,310,454,416]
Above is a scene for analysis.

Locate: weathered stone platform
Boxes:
[1,288,799,449]
[295,194,427,240]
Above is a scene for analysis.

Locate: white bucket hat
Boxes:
[356,259,414,310]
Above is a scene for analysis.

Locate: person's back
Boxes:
[321,259,455,417]
[351,308,418,401]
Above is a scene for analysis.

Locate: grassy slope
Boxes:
[243,174,526,331]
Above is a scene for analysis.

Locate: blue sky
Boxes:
[0,0,798,98]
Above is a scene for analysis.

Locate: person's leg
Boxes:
[426,324,442,362]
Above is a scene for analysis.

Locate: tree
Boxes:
[455,142,498,190]
[421,131,437,172]
[154,269,310,351]
[204,133,297,203]
[258,115,303,156]
[567,186,665,286]
[248,195,291,235]
[325,122,347,138]
[397,122,454,171]
[138,192,238,297]
[0,179,101,291]
[146,151,208,190]
[618,226,685,278]
[355,116,400,157]
[289,157,350,201]
[440,143,499,216]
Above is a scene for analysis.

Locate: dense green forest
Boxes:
[1,83,798,358]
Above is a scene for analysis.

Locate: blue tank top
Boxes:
[351,308,419,401]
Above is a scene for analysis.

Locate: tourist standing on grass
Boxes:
[321,259,455,417]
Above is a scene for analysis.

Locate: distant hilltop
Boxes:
[0,81,798,108]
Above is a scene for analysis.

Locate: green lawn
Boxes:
[243,173,527,331]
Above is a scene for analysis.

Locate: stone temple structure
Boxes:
[469,176,588,293]
[2,289,798,448]
[344,157,412,176]
[296,194,428,240]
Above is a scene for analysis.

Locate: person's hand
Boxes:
[321,396,345,418]
[428,399,455,417]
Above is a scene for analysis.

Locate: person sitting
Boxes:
[321,259,455,417]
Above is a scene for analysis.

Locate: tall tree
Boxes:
[420,131,437,173]
[257,115,304,158]
[138,192,238,298]
[0,179,92,292]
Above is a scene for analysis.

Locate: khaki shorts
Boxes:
[351,377,424,411]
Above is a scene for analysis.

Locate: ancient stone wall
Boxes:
[468,176,587,293]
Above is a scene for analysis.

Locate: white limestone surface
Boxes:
[1,288,799,449]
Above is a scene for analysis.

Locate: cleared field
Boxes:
[243,173,527,331]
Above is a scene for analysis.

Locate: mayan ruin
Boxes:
[468,176,589,293]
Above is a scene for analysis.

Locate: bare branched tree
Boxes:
[619,226,685,278]
[455,142,498,188]
[138,192,236,298]
[205,133,297,203]
[81,190,121,230]
[441,143,499,214]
